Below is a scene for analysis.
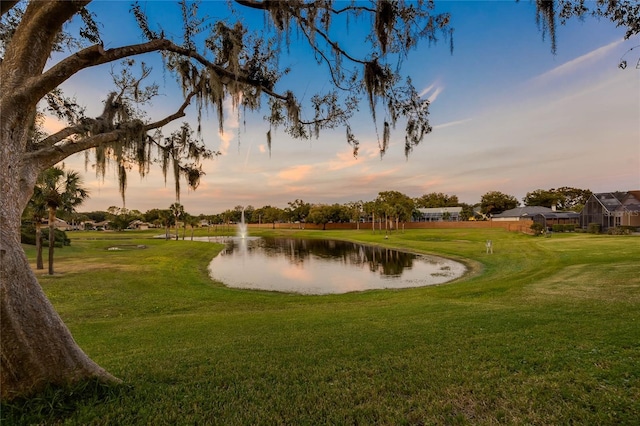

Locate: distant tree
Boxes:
[287,199,311,224]
[415,192,459,208]
[37,166,89,275]
[180,212,195,240]
[208,213,224,226]
[554,187,592,211]
[459,203,475,221]
[523,189,561,208]
[243,205,255,224]
[377,191,415,231]
[157,209,173,240]
[231,206,245,224]
[344,200,364,230]
[169,202,185,240]
[256,205,284,229]
[84,211,109,223]
[308,205,329,230]
[362,201,377,232]
[480,191,519,216]
[307,204,346,230]
[185,214,199,241]
[524,187,592,211]
[142,208,162,224]
[107,207,141,231]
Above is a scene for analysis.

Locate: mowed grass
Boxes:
[5,229,639,425]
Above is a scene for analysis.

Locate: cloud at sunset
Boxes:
[419,82,444,103]
[531,38,625,85]
[276,165,314,182]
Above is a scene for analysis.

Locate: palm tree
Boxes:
[37,166,90,275]
[23,186,47,269]
[185,214,199,241]
[169,202,185,241]
[156,209,172,240]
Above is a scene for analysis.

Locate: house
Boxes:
[43,217,73,231]
[415,207,463,222]
[490,206,553,221]
[84,220,110,231]
[532,211,580,230]
[580,192,624,231]
[128,220,152,230]
[615,190,640,228]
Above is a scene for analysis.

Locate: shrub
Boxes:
[20,224,70,247]
[587,223,601,234]
[552,224,564,233]
[608,226,635,235]
[530,222,545,236]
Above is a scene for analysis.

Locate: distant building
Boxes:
[491,206,580,231]
[43,217,73,231]
[615,190,640,228]
[490,206,553,221]
[580,192,624,231]
[128,220,152,230]
[531,211,580,230]
[415,207,462,222]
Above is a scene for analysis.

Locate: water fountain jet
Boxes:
[237,207,247,239]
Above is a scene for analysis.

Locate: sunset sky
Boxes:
[45,1,640,215]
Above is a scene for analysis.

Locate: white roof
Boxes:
[417,207,463,214]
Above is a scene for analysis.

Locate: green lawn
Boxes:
[4,228,639,425]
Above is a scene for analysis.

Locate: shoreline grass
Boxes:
[4,229,639,424]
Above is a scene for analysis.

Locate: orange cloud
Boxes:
[276,165,313,182]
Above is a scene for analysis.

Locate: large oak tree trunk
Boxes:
[0,162,118,399]
[1,122,118,401]
[0,225,118,400]
[0,0,116,394]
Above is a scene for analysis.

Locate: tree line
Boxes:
[62,187,594,233]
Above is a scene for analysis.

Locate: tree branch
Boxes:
[38,124,88,149]
[233,0,375,15]
[1,1,89,89]
[233,0,267,10]
[1,0,20,17]
[26,129,123,171]
[26,90,198,168]
[23,38,288,110]
[144,91,196,130]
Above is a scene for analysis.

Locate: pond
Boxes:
[207,237,466,295]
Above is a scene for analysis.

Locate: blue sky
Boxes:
[45,1,640,214]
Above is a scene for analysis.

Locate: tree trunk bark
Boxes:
[1,233,119,400]
[1,198,119,400]
[1,96,118,401]
[0,0,119,400]
[48,206,55,275]
[35,221,43,270]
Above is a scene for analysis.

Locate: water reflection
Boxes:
[208,237,466,295]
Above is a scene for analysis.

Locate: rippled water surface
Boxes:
[208,237,466,295]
